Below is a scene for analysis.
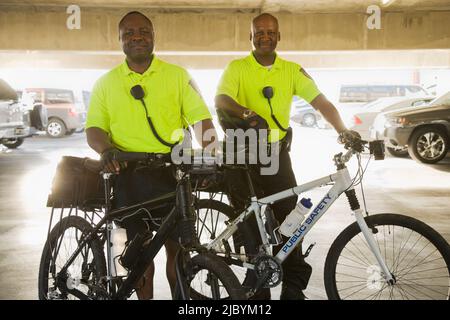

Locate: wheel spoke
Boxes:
[397,281,444,299]
[331,216,450,300]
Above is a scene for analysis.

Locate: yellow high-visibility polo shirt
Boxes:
[86,56,212,153]
[216,53,321,142]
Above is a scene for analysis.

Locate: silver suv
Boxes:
[0,79,47,149]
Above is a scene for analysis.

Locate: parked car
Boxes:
[0,79,47,149]
[290,97,322,127]
[348,96,433,141]
[23,88,86,138]
[371,91,450,164]
[339,84,430,104]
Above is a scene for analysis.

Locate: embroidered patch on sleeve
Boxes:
[300,68,313,80]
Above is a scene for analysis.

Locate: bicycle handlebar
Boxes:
[336,139,385,165]
[83,139,384,174]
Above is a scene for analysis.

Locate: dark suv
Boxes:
[371,92,450,164]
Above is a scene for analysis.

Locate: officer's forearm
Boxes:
[86,127,115,154]
[215,94,247,117]
[310,94,347,133]
[193,119,218,149]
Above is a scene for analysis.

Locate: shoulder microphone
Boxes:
[130,84,177,148]
[130,85,145,100]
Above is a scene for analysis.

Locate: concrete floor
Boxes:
[0,125,449,300]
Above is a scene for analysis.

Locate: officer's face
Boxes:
[119,14,154,62]
[251,17,280,55]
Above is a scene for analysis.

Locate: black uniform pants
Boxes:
[112,164,178,241]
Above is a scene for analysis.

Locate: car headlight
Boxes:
[385,117,411,127]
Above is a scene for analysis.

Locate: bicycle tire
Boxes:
[195,199,257,288]
[174,252,247,300]
[38,216,107,300]
[324,213,450,300]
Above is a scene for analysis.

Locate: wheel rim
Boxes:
[3,139,18,146]
[334,224,449,300]
[195,205,249,287]
[303,114,316,126]
[416,132,446,160]
[44,226,102,300]
[189,266,230,299]
[48,122,62,136]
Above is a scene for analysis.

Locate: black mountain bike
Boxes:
[38,152,246,300]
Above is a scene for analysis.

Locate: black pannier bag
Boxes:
[47,156,105,210]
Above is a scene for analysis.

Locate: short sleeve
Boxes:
[85,79,110,132]
[216,61,239,99]
[181,71,212,126]
[294,67,321,103]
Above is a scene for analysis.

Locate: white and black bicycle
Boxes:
[194,139,450,300]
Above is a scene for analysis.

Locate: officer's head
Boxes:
[118,11,154,63]
[250,13,280,55]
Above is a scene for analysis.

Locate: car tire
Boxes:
[302,113,317,127]
[408,126,449,164]
[1,138,24,149]
[386,146,409,158]
[46,118,67,138]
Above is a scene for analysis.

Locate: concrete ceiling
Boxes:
[2,0,450,12]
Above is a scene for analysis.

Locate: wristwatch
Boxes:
[242,109,253,119]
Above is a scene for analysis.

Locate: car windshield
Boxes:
[428,91,450,106]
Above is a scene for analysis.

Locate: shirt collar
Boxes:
[121,55,161,77]
[248,51,282,70]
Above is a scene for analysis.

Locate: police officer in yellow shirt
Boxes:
[86,11,217,299]
[216,13,355,300]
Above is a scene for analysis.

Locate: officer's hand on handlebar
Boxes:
[338,129,361,144]
[101,147,127,173]
[338,130,364,152]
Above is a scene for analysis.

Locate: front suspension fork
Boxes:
[345,189,395,284]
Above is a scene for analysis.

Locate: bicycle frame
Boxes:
[53,169,199,300]
[206,149,395,284]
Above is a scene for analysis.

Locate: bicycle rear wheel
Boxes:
[38,216,107,300]
[324,214,450,300]
[195,199,257,289]
[174,252,247,300]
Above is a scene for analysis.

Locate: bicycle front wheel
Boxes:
[174,252,247,300]
[324,214,450,300]
[38,216,107,300]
